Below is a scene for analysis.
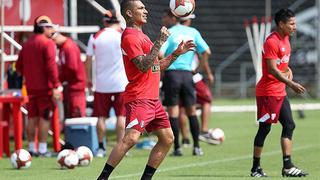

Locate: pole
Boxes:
[317,0,320,98]
[70,0,78,40]
[1,0,5,91]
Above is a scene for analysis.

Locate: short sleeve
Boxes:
[122,34,144,61]
[194,29,209,54]
[86,34,94,56]
[263,39,279,60]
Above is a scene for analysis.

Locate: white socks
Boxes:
[28,141,36,153]
[39,142,47,154]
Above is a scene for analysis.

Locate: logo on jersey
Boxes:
[276,54,290,65]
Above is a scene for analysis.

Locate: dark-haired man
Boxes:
[96,0,195,179]
[250,8,308,177]
[16,15,62,157]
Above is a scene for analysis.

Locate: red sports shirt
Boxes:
[16,34,60,95]
[121,28,161,104]
[58,38,86,91]
[256,31,291,96]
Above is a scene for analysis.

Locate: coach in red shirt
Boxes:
[52,33,86,118]
[251,9,308,177]
[16,16,62,157]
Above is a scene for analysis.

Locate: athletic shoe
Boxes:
[192,147,204,156]
[170,148,183,156]
[38,151,53,158]
[282,166,308,177]
[250,166,267,177]
[96,148,106,157]
[199,133,221,145]
[182,138,191,148]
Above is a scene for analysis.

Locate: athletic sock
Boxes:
[252,156,260,170]
[140,165,157,180]
[188,115,200,148]
[39,142,47,154]
[99,142,105,150]
[28,141,36,153]
[98,163,114,179]
[283,155,294,169]
[169,117,180,150]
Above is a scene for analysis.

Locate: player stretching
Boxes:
[97,0,195,179]
[251,8,308,177]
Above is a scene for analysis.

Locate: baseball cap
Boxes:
[103,10,119,23]
[34,15,58,29]
[180,14,196,21]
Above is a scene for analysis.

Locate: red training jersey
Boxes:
[256,31,291,96]
[16,34,60,95]
[58,38,86,91]
[121,27,161,104]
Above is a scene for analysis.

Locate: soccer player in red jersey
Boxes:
[97,0,195,179]
[250,8,308,177]
[16,16,62,157]
[52,33,86,118]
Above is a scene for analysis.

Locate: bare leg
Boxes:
[253,146,263,158]
[281,137,292,156]
[96,117,106,144]
[146,128,174,168]
[107,129,140,167]
[116,116,126,143]
[38,117,50,143]
[27,117,38,142]
[200,103,211,132]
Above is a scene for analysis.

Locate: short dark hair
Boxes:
[33,19,47,34]
[274,8,295,26]
[163,9,178,19]
[120,0,139,20]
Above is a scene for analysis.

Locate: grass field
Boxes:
[0,100,319,180]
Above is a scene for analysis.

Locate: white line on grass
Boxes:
[110,144,317,179]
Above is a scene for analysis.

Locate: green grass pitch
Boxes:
[1,101,319,179]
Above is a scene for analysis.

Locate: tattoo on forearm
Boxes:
[159,53,179,70]
[132,40,163,72]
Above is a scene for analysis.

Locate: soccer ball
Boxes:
[75,146,93,166]
[10,149,32,169]
[209,128,225,143]
[169,0,195,17]
[57,149,79,169]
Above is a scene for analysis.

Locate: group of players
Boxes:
[16,0,309,179]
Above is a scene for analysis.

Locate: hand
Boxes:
[52,86,63,100]
[158,26,170,44]
[207,73,214,85]
[282,68,293,80]
[288,81,306,94]
[173,40,196,56]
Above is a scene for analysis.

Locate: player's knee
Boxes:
[122,135,139,147]
[254,123,271,147]
[281,122,295,139]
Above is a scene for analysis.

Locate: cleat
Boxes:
[38,151,53,158]
[170,148,183,156]
[96,148,106,158]
[199,133,221,145]
[193,147,204,156]
[282,166,308,177]
[251,166,267,177]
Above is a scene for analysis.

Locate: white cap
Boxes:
[180,14,196,21]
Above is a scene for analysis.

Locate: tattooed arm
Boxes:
[132,27,170,73]
[159,40,195,70]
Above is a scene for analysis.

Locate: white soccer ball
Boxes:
[10,149,32,169]
[57,149,79,169]
[209,128,225,143]
[76,146,93,166]
[169,0,195,17]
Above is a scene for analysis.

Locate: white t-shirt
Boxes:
[86,28,128,93]
[191,54,203,83]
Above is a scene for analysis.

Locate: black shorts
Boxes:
[162,70,196,107]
